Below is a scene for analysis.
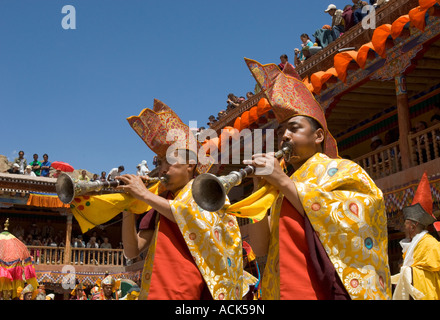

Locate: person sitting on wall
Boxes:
[5,163,21,174]
[313,4,345,48]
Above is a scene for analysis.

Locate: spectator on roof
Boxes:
[294,34,314,65]
[313,4,345,48]
[352,0,369,25]
[226,93,240,111]
[24,165,37,177]
[107,166,124,181]
[342,5,355,32]
[13,150,27,174]
[246,92,254,99]
[207,115,218,127]
[77,170,90,182]
[5,163,21,174]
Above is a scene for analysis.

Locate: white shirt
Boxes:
[24,170,36,177]
[107,168,120,180]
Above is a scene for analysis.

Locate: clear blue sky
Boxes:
[0,0,350,175]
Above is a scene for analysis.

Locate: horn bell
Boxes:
[191,173,227,212]
[56,173,76,204]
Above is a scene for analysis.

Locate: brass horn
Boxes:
[56,173,165,204]
[191,145,293,212]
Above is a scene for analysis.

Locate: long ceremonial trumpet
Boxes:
[191,144,293,212]
[56,173,166,204]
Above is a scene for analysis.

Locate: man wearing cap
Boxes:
[232,58,391,300]
[136,160,150,176]
[391,173,440,300]
[313,4,345,48]
[6,163,21,174]
[118,99,256,300]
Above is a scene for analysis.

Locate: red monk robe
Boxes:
[138,192,212,300]
[275,198,350,299]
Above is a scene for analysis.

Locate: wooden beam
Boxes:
[327,113,366,120]
[407,69,440,78]
[405,76,440,84]
[341,93,397,103]
[350,87,396,96]
[406,82,435,92]
[414,59,440,69]
[422,47,440,59]
[360,81,396,89]
[336,100,393,109]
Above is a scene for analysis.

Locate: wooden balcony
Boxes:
[354,122,440,189]
[354,141,402,180]
[28,246,126,267]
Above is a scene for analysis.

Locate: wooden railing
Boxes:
[28,246,126,267]
[354,141,402,180]
[354,123,440,179]
[28,246,65,265]
[408,122,440,166]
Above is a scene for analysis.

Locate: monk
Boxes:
[120,100,256,300]
[392,173,440,300]
[239,58,391,300]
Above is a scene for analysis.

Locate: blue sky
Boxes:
[0,0,350,175]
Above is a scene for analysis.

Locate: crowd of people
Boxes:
[293,0,390,66]
[6,221,125,266]
[206,91,256,127]
[4,151,52,177]
[3,150,154,184]
[12,274,140,300]
[204,1,393,128]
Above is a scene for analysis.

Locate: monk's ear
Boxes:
[315,128,325,146]
[187,161,197,176]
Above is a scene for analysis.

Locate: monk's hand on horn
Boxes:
[116,174,148,201]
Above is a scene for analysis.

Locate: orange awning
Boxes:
[391,15,411,39]
[27,193,69,208]
[371,24,393,58]
[310,68,339,94]
[334,50,360,83]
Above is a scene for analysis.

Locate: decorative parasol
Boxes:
[51,161,75,172]
[0,218,38,299]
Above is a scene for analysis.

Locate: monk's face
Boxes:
[403,219,419,240]
[102,284,113,298]
[158,150,196,193]
[277,116,324,169]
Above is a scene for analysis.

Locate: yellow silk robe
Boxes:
[228,153,392,300]
[137,180,255,300]
[406,233,440,300]
[71,181,255,300]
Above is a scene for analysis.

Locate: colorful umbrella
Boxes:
[51,161,74,172]
[0,219,38,299]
